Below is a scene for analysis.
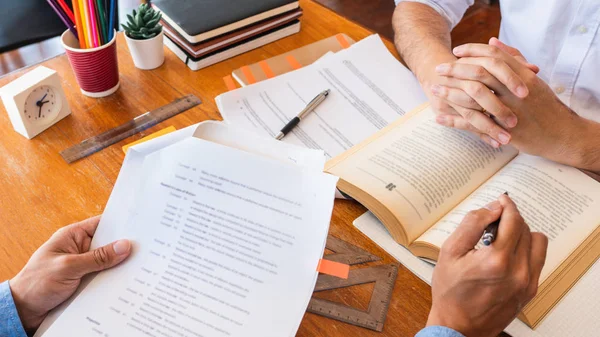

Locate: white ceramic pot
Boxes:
[125,30,165,70]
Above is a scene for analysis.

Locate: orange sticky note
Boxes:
[241,66,257,84]
[336,34,351,49]
[223,75,237,91]
[122,126,177,154]
[286,55,302,70]
[259,60,276,79]
[317,259,350,279]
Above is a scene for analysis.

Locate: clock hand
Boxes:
[40,93,48,102]
[38,105,42,118]
[41,100,49,104]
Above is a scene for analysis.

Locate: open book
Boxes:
[36,122,338,337]
[326,104,600,328]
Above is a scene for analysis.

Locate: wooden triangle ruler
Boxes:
[308,236,399,332]
[323,235,381,265]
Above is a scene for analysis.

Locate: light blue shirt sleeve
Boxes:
[0,281,28,337]
[394,0,475,29]
[416,326,466,337]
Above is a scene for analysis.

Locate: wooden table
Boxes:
[0,1,433,336]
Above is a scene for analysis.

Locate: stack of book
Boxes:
[153,0,302,71]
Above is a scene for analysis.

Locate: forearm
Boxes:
[392,2,456,86]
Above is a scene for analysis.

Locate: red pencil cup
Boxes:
[61,29,120,98]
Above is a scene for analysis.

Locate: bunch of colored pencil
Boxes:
[47,0,117,49]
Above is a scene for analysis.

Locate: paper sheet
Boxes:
[217,35,427,159]
[35,121,328,337]
[40,137,338,337]
[354,211,600,337]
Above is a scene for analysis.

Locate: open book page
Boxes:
[328,106,518,243]
[417,154,600,281]
[40,138,338,337]
[217,35,427,159]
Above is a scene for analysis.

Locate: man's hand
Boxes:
[435,39,600,171]
[428,195,548,337]
[431,38,541,148]
[9,216,131,333]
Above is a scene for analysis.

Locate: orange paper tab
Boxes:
[286,55,302,70]
[336,34,351,49]
[223,75,237,91]
[241,66,257,84]
[317,259,350,279]
[122,126,177,154]
[259,60,276,79]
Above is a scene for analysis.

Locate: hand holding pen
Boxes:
[428,194,548,337]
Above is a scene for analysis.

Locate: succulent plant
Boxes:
[122,3,163,40]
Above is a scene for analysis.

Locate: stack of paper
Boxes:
[35,122,339,337]
[216,34,428,159]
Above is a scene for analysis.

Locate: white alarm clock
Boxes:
[0,66,71,139]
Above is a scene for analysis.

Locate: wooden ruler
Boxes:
[308,235,399,332]
[308,264,398,332]
[60,94,201,163]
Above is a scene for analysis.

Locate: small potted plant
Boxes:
[122,3,164,70]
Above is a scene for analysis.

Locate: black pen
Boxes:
[481,192,509,246]
[275,89,330,140]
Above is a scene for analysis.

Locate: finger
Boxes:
[442,200,503,257]
[525,233,549,300]
[430,97,461,116]
[69,239,132,277]
[489,37,540,74]
[452,104,512,145]
[453,44,526,75]
[453,80,517,130]
[436,61,522,98]
[479,133,501,148]
[431,84,482,111]
[450,58,528,99]
[435,114,501,148]
[495,194,526,251]
[76,215,102,237]
[513,224,532,294]
[435,76,518,129]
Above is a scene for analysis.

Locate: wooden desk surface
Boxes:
[0,1,432,336]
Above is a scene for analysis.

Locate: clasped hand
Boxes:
[429,38,589,168]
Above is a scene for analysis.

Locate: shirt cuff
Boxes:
[415,325,466,337]
[395,0,470,29]
[0,281,28,337]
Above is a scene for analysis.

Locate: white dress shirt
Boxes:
[396,0,600,123]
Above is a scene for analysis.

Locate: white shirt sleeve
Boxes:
[395,0,475,29]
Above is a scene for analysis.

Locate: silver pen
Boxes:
[275,89,330,140]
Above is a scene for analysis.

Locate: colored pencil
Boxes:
[56,0,75,24]
[88,0,99,47]
[107,0,116,41]
[71,0,86,48]
[81,0,94,48]
[47,0,78,40]
[96,0,107,44]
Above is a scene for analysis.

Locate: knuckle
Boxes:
[464,209,483,222]
[527,284,539,300]
[461,108,475,121]
[93,248,111,267]
[57,255,76,270]
[489,45,502,57]
[467,83,486,98]
[485,255,510,276]
[472,66,487,79]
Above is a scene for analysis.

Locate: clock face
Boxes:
[23,85,62,124]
